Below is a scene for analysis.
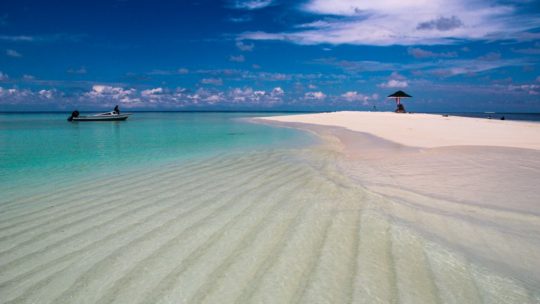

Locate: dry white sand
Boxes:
[259,111,540,150]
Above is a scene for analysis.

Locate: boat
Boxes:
[68,111,131,122]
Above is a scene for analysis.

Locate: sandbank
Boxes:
[259,111,540,150]
[258,111,540,294]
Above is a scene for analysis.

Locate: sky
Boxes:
[0,0,539,112]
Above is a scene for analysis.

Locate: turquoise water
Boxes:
[0,112,312,194]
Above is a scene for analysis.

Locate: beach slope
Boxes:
[259,111,540,299]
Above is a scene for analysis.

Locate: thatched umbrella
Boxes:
[388,90,412,105]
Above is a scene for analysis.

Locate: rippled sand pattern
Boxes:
[1,149,539,304]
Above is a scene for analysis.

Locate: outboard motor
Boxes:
[68,110,80,121]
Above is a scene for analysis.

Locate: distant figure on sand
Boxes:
[114,105,120,114]
[388,90,411,114]
[395,104,406,113]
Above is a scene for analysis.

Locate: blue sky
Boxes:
[0,0,539,111]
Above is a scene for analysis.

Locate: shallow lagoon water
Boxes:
[0,112,311,197]
[0,112,539,304]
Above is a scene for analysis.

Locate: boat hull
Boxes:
[71,115,130,121]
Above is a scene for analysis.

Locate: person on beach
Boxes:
[395,104,406,113]
[113,105,120,114]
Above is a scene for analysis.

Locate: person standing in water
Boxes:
[113,105,120,114]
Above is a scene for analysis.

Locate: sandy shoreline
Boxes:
[258,111,540,293]
[259,111,540,150]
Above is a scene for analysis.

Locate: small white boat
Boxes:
[68,111,131,122]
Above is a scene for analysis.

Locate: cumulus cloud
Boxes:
[304,91,326,100]
[227,86,285,106]
[341,91,367,101]
[340,91,379,105]
[240,0,540,46]
[379,79,408,88]
[84,85,138,104]
[6,49,22,57]
[0,87,64,107]
[39,89,56,99]
[141,87,163,97]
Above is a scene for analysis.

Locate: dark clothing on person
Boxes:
[395,104,406,113]
[114,105,120,114]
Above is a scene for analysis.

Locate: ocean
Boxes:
[0,112,312,198]
[0,111,538,303]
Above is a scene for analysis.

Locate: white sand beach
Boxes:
[260,111,540,149]
[1,112,539,303]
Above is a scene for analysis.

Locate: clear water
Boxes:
[0,112,313,194]
[1,112,538,303]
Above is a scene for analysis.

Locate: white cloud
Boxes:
[39,89,56,99]
[84,85,138,104]
[304,91,326,100]
[178,68,189,74]
[340,91,379,105]
[341,91,367,102]
[236,41,254,51]
[379,79,408,88]
[6,49,22,57]
[201,78,224,85]
[240,0,540,46]
[508,84,540,95]
[271,87,284,96]
[141,87,163,97]
[231,0,274,10]
[23,74,35,80]
[317,56,528,77]
[227,86,285,106]
[229,54,245,62]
